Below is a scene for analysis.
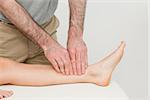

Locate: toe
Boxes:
[0,95,3,99]
[9,90,13,95]
[121,41,126,48]
[115,41,126,53]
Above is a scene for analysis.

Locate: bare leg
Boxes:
[0,42,125,87]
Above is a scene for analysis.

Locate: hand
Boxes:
[67,26,88,75]
[43,40,72,75]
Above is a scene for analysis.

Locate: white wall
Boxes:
[55,0,148,99]
[148,0,150,99]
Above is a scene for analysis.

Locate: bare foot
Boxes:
[88,42,126,86]
[0,90,13,99]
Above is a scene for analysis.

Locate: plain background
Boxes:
[55,0,148,100]
[148,0,149,99]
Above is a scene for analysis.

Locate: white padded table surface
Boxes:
[0,81,129,100]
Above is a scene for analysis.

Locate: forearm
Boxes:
[0,0,54,49]
[68,0,87,37]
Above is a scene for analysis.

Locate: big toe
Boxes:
[119,41,126,50]
[115,41,126,54]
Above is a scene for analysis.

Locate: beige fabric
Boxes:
[0,16,59,65]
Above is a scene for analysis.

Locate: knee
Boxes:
[0,57,11,69]
[0,57,7,68]
[0,57,13,84]
[0,57,15,75]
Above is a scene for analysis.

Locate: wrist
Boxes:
[38,35,55,51]
[68,25,83,39]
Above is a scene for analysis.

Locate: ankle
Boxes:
[85,66,98,83]
[85,64,112,86]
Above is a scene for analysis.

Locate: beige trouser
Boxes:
[0,16,59,65]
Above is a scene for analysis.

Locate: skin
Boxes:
[0,0,125,99]
[0,90,13,99]
[0,42,125,99]
[0,0,87,76]
[68,0,87,75]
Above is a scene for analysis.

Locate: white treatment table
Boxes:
[0,81,129,100]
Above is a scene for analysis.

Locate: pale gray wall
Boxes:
[148,0,150,100]
[55,0,148,99]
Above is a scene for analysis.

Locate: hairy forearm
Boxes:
[0,0,54,49]
[68,0,87,36]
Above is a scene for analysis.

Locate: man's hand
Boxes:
[43,40,72,75]
[67,26,88,75]
[0,0,72,75]
[68,0,87,75]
